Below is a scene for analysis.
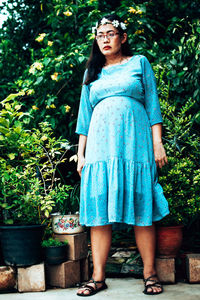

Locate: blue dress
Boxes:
[75,55,169,227]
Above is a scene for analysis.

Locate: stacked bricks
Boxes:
[45,232,89,288]
[0,231,89,292]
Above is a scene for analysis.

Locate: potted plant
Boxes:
[51,183,84,234]
[42,237,68,265]
[0,95,72,266]
[155,91,200,257]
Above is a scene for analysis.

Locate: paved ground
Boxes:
[1,278,200,300]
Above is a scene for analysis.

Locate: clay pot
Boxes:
[0,266,16,290]
[156,225,184,258]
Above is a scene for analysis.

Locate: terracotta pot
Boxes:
[156,225,184,258]
[51,213,84,234]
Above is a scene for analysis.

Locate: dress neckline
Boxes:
[102,55,136,71]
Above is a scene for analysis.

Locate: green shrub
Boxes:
[41,237,68,248]
[0,95,73,224]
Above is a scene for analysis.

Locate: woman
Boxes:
[75,13,169,296]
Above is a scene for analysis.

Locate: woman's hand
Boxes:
[77,155,86,177]
[153,142,168,169]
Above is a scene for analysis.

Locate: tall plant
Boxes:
[154,64,200,226]
[0,95,73,224]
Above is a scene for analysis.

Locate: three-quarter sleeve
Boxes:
[141,56,163,127]
[75,69,93,136]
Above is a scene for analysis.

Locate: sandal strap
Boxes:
[90,277,105,289]
[81,284,95,292]
[143,274,159,284]
[145,283,162,288]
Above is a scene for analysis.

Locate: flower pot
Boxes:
[0,224,45,266]
[156,225,184,258]
[44,244,67,265]
[52,213,84,234]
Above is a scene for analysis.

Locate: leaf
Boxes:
[35,76,43,85]
[0,117,9,128]
[43,57,51,66]
[7,153,15,160]
[5,219,14,225]
[0,126,9,134]
[69,154,78,162]
[170,59,177,65]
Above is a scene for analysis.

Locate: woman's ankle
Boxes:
[92,269,106,281]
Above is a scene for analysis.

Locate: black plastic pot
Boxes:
[0,224,45,267]
[44,244,67,265]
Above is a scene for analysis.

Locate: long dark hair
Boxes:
[84,13,133,85]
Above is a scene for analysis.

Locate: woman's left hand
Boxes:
[153,142,168,169]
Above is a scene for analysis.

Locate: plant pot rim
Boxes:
[156,224,184,229]
[43,244,67,249]
[0,224,46,230]
[51,213,79,217]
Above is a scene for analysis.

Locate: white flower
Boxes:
[101,17,109,25]
[92,19,126,33]
[112,20,119,28]
[120,22,126,30]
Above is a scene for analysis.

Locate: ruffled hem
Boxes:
[79,157,170,227]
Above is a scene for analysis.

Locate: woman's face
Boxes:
[96,23,127,57]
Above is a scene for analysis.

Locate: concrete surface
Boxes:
[1,278,200,300]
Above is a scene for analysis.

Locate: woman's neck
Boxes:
[104,52,125,66]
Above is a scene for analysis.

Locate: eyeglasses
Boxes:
[96,32,120,41]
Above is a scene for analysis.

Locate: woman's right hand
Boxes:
[77,155,86,177]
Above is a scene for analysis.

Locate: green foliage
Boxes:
[155,65,200,225]
[0,96,75,225]
[0,1,200,230]
[1,0,199,140]
[53,183,80,214]
[41,237,68,248]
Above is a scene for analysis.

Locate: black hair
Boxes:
[84,13,133,85]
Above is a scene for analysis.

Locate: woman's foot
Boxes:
[143,273,163,295]
[77,277,107,296]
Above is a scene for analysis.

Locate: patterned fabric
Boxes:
[75,55,170,227]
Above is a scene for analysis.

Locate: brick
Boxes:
[17,263,45,292]
[155,257,175,283]
[46,260,80,288]
[54,232,88,260]
[186,254,200,283]
[0,266,16,290]
[80,254,90,282]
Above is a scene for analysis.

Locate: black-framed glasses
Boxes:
[96,32,120,41]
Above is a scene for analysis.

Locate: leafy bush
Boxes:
[41,237,68,248]
[155,65,200,226]
[0,95,74,224]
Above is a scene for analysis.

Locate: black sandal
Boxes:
[77,277,108,297]
[143,274,163,295]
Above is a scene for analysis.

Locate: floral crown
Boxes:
[92,17,126,34]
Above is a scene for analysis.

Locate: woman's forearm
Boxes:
[77,134,87,158]
[151,123,168,168]
[151,123,163,145]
